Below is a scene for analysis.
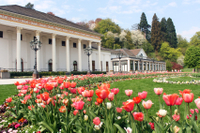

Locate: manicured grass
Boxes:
[108,78,200,119]
[181,67,194,72]
[0,84,17,105]
[167,76,200,82]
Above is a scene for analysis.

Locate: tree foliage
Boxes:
[131,30,146,48]
[166,18,177,48]
[25,2,34,9]
[160,18,167,42]
[177,35,189,55]
[190,31,200,47]
[142,41,154,56]
[177,55,185,66]
[138,12,151,42]
[151,13,162,51]
[166,60,172,71]
[184,46,200,68]
[160,42,181,62]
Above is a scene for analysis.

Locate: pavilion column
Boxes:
[78,39,82,71]
[52,34,57,71]
[36,31,41,71]
[133,60,135,71]
[138,60,140,71]
[66,36,70,72]
[146,62,148,70]
[89,41,92,71]
[152,62,154,71]
[7,30,13,68]
[127,59,130,72]
[149,62,151,71]
[142,61,144,71]
[98,42,101,71]
[16,27,22,72]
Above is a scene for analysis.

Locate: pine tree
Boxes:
[160,18,167,42]
[151,13,162,51]
[138,12,151,42]
[166,18,177,48]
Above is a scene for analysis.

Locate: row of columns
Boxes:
[15,27,101,72]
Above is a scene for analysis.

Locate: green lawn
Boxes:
[167,76,200,82]
[181,67,195,72]
[0,84,17,104]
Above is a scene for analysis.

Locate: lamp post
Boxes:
[30,36,42,79]
[116,51,123,73]
[84,46,93,74]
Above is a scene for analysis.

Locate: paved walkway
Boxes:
[0,78,32,85]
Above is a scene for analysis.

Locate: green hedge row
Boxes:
[10,71,107,78]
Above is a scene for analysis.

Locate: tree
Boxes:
[142,41,154,56]
[177,55,184,66]
[177,35,189,55]
[125,30,134,49]
[138,12,151,42]
[190,31,200,47]
[166,60,172,71]
[25,2,34,9]
[166,18,177,48]
[131,30,146,48]
[151,13,162,51]
[76,21,89,28]
[94,18,121,34]
[160,18,167,42]
[184,46,200,68]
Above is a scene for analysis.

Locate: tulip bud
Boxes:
[174,109,178,115]
[94,125,100,130]
[84,115,88,121]
[156,117,159,121]
[173,126,180,133]
[106,102,112,109]
[117,116,121,120]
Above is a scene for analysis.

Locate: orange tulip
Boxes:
[59,106,66,113]
[179,89,191,97]
[163,93,179,106]
[133,96,141,104]
[41,92,49,101]
[63,82,71,88]
[71,82,77,88]
[96,98,103,104]
[28,105,34,110]
[122,100,134,112]
[95,88,110,100]
[6,97,12,103]
[44,83,54,91]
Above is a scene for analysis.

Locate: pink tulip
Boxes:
[190,109,194,114]
[73,101,85,110]
[195,109,199,113]
[17,85,22,90]
[138,91,147,99]
[93,117,101,125]
[195,98,200,109]
[116,107,123,113]
[175,97,183,105]
[111,88,119,95]
[154,88,163,95]
[172,114,180,121]
[183,93,194,103]
[108,92,114,101]
[125,90,133,97]
[142,100,153,109]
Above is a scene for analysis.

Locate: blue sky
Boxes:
[1,0,200,41]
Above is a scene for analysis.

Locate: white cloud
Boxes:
[77,8,85,12]
[1,0,38,5]
[168,2,177,7]
[112,18,123,24]
[70,17,82,22]
[120,0,141,5]
[35,0,55,11]
[179,26,200,41]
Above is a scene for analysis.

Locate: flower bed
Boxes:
[1,72,198,133]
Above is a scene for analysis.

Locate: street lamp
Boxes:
[30,36,42,78]
[116,51,123,73]
[84,46,93,74]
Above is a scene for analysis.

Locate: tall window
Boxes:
[135,61,138,71]
[130,60,133,70]
[0,31,3,38]
[49,39,52,44]
[83,44,86,49]
[21,34,23,41]
[73,43,76,48]
[92,61,95,71]
[48,59,52,71]
[106,61,109,72]
[62,41,66,46]
[73,61,77,71]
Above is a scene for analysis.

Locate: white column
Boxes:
[152,62,154,71]
[98,42,101,71]
[133,60,135,71]
[52,34,56,71]
[16,27,22,72]
[149,62,151,71]
[109,56,112,71]
[36,31,41,71]
[66,36,70,72]
[25,33,31,70]
[138,60,140,71]
[78,39,82,71]
[7,30,13,68]
[146,62,148,70]
[127,59,130,72]
[89,41,92,71]
[142,61,144,71]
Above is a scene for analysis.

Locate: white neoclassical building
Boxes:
[0,5,112,72]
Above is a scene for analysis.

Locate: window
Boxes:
[73,43,76,48]
[21,34,23,41]
[62,41,66,46]
[83,44,86,49]
[0,31,3,38]
[73,61,77,71]
[49,39,52,44]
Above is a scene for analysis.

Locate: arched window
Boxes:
[48,59,52,71]
[73,61,77,71]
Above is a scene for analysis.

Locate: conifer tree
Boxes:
[166,18,177,48]
[151,13,162,51]
[160,17,167,42]
[138,12,151,42]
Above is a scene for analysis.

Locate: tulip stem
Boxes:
[159,95,161,109]
[146,109,148,121]
[170,106,172,121]
[188,103,190,115]
[178,105,180,116]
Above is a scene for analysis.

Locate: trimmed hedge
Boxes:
[10,71,107,78]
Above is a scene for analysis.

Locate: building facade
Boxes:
[0,5,112,72]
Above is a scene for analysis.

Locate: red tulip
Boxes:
[125,90,133,97]
[172,114,180,121]
[71,82,77,88]
[175,97,183,105]
[133,96,141,104]
[59,85,64,90]
[142,100,153,109]
[28,105,34,111]
[122,100,134,112]
[73,110,79,115]
[77,87,85,94]
[95,88,110,100]
[70,88,77,94]
[183,93,194,103]
[57,78,63,84]
[116,107,123,113]
[138,91,147,99]
[24,94,32,100]
[154,88,163,95]
[41,92,49,101]
[6,97,12,103]
[149,122,154,130]
[14,81,20,86]
[44,83,54,91]
[163,93,179,106]
[195,98,200,109]
[111,88,119,95]
[133,112,144,121]
[93,117,101,125]
[179,89,191,97]
[190,109,194,114]
[96,98,103,104]
[73,101,85,110]
[63,82,71,88]
[59,106,66,113]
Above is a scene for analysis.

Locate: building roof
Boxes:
[91,43,113,52]
[0,5,101,36]
[129,49,141,56]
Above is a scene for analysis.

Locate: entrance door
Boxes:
[73,61,77,71]
[92,61,95,71]
[48,59,52,71]
[106,61,109,72]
